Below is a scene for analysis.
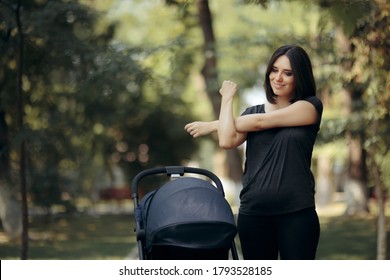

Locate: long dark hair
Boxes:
[264,45,316,104]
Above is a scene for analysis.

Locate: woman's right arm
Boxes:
[217,81,247,149]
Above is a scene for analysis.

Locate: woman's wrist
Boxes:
[211,120,219,132]
[221,95,234,102]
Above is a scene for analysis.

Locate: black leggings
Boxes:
[237,207,320,260]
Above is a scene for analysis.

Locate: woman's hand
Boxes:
[184,121,218,138]
[219,80,238,99]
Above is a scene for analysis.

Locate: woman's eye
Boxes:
[285,72,293,76]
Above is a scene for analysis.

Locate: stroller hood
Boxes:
[140,177,237,253]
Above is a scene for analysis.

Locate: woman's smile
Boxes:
[272,82,285,89]
[269,55,295,99]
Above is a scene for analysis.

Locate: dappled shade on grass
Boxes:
[317,216,381,260]
[0,214,136,260]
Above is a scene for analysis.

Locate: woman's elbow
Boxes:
[218,139,236,149]
[219,136,245,149]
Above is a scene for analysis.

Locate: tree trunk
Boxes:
[372,159,387,260]
[342,99,369,214]
[196,0,220,118]
[196,0,243,183]
[15,0,29,259]
[0,112,9,178]
[335,27,369,215]
[0,181,22,240]
[0,111,23,240]
[369,116,387,260]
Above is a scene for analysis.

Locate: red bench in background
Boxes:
[99,187,132,201]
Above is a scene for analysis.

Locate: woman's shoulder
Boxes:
[241,104,265,115]
[304,95,322,105]
[303,96,323,112]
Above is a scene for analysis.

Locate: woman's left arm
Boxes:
[235,100,318,132]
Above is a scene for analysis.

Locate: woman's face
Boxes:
[269,55,295,100]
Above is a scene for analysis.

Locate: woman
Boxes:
[185,45,323,260]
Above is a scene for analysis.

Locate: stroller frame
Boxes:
[131,166,239,260]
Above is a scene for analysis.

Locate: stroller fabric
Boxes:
[140,177,237,255]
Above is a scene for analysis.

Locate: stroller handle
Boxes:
[131,166,225,199]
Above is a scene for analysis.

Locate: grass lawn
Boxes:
[317,215,381,259]
[0,213,137,260]
[0,202,389,260]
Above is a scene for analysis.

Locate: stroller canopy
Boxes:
[141,177,237,253]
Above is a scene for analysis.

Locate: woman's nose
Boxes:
[276,72,283,81]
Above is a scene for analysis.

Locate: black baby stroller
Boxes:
[131,166,238,260]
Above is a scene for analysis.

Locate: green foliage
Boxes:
[320,0,374,37]
[0,0,197,209]
[355,2,390,189]
[312,0,390,194]
[1,0,388,210]
[212,0,322,89]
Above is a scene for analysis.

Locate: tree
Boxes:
[0,0,198,238]
[318,0,389,258]
[0,0,27,259]
[350,0,389,260]
[196,0,243,183]
[330,4,371,215]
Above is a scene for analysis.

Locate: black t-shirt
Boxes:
[239,96,323,216]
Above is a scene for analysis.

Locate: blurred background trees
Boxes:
[0,0,388,259]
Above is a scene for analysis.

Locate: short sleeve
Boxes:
[305,96,323,125]
[241,104,265,116]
